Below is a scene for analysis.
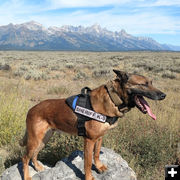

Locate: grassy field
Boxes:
[0,51,180,179]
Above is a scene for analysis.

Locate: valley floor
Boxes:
[0,51,179,180]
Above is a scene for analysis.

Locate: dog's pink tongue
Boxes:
[139,97,156,120]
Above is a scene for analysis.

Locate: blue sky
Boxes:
[0,0,180,46]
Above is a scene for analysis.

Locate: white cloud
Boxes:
[0,0,49,25]
[153,0,180,6]
[48,0,131,8]
[29,8,180,35]
[0,0,179,36]
[138,0,180,7]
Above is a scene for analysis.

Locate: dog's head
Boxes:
[113,69,166,120]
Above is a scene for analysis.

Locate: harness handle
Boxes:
[81,87,91,95]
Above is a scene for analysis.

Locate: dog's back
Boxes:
[22,99,78,140]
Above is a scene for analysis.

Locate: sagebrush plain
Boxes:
[0,51,179,180]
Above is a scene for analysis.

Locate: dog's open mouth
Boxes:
[134,95,156,120]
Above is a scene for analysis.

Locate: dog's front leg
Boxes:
[84,137,95,180]
[94,137,107,173]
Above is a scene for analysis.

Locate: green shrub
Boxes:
[162,71,177,79]
[0,63,11,71]
[19,65,29,71]
[13,69,25,77]
[65,63,74,69]
[170,67,180,73]
[23,69,49,81]
[92,69,110,77]
[73,71,87,80]
[50,65,60,71]
[0,91,29,147]
[47,86,70,95]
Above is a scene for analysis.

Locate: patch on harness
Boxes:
[75,105,106,123]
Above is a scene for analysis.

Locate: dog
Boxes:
[20,70,166,180]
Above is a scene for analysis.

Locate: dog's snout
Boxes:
[158,92,166,100]
[160,93,166,99]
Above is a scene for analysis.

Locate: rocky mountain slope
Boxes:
[0,21,177,51]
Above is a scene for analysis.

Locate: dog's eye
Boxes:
[140,82,148,86]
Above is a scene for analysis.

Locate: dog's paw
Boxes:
[96,164,107,174]
[90,177,95,180]
[33,162,44,172]
[35,164,44,171]
[26,177,32,180]
[85,176,95,180]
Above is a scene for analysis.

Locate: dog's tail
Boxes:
[19,130,27,147]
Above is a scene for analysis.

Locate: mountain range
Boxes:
[0,21,179,51]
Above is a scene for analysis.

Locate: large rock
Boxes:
[0,147,136,180]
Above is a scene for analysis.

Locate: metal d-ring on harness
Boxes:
[65,87,119,137]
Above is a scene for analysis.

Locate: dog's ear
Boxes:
[113,69,129,83]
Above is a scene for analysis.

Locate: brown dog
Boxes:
[20,70,166,180]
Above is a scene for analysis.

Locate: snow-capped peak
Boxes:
[90,23,102,33]
[20,21,45,31]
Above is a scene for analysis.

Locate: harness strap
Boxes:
[72,96,79,110]
[77,118,86,136]
[105,81,123,107]
[77,87,92,136]
[81,87,91,94]
[106,116,118,125]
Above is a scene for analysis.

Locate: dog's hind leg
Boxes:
[32,129,54,171]
[19,130,28,147]
[23,138,43,180]
[22,118,50,180]
[93,137,107,173]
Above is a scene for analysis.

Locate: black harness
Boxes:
[65,87,118,136]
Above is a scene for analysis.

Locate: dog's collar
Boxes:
[105,81,124,107]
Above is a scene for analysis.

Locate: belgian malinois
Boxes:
[20,70,166,180]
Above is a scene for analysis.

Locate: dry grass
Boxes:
[0,51,179,179]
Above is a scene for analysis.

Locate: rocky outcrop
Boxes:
[1,147,136,180]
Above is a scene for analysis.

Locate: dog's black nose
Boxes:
[160,93,166,100]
